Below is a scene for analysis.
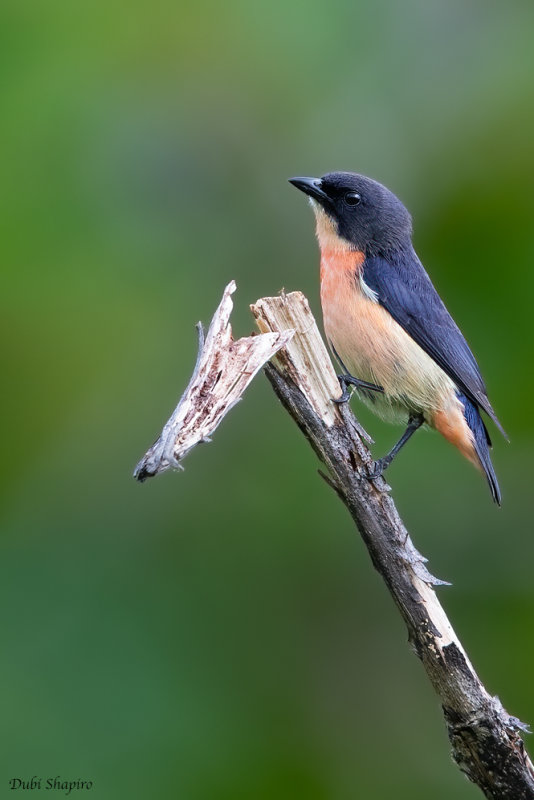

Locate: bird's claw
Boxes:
[333,387,352,404]
[334,373,384,405]
[367,458,388,480]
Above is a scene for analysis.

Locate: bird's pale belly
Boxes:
[320,254,459,425]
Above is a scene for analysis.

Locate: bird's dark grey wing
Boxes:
[362,251,506,438]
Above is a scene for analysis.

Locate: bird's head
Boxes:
[289,171,412,257]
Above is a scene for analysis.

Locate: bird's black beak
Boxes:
[288,176,331,205]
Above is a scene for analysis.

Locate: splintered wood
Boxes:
[134,281,294,480]
[251,291,342,427]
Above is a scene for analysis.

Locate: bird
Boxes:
[289,172,506,504]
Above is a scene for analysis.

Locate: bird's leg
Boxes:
[330,344,384,403]
[368,413,425,479]
[335,373,385,403]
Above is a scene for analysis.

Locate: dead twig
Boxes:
[134,281,294,481]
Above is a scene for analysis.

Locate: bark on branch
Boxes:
[135,283,534,799]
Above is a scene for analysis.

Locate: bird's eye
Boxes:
[344,192,361,206]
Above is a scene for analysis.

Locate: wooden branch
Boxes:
[134,281,294,481]
[134,283,534,798]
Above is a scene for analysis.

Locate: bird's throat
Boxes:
[311,202,354,255]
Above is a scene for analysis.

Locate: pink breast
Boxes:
[320,249,364,352]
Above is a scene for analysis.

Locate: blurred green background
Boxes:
[2,1,534,797]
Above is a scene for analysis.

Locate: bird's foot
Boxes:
[334,383,352,403]
[366,414,425,480]
[367,457,391,480]
[334,373,384,404]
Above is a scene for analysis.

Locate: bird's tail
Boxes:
[458,393,502,505]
